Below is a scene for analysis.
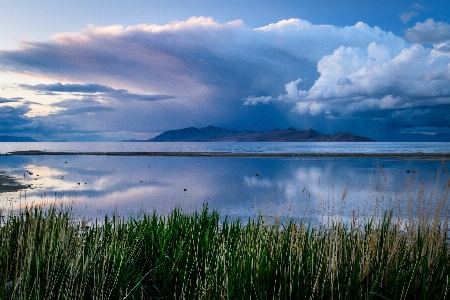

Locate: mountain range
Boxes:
[122,126,375,142]
[0,136,38,142]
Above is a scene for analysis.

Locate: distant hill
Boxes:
[122,126,375,142]
[0,136,38,142]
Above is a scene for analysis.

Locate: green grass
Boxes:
[1,200,449,300]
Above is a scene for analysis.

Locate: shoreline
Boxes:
[2,150,450,160]
[0,171,27,192]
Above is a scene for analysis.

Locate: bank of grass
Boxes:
[0,200,449,299]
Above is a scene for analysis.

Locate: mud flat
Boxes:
[0,171,27,192]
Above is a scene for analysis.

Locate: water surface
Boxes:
[1,151,448,222]
[1,142,450,155]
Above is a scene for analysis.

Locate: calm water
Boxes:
[1,142,449,222]
[1,141,450,154]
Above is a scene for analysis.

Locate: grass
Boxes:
[0,192,449,300]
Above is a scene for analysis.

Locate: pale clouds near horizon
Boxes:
[1,17,450,140]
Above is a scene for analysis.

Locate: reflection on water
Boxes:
[0,155,449,222]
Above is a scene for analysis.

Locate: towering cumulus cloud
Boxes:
[0,17,449,141]
[279,42,450,116]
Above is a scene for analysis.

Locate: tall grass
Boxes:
[1,198,449,300]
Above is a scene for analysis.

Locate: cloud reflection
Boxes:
[0,155,447,221]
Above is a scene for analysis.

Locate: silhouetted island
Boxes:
[0,135,38,142]
[122,126,375,142]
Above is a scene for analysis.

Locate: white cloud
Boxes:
[293,101,324,116]
[404,19,450,58]
[405,19,450,44]
[284,78,303,97]
[243,96,272,105]
[275,42,450,117]
[256,18,313,31]
[253,19,407,63]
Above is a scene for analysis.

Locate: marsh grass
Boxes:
[1,178,450,299]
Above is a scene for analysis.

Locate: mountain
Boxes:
[0,135,38,142]
[122,126,375,142]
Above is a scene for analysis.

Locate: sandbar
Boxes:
[2,150,450,160]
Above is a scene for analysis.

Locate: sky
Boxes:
[1,0,450,142]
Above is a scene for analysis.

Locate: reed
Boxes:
[0,185,449,299]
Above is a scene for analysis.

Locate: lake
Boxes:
[1,142,449,223]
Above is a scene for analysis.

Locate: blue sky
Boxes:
[1,0,450,141]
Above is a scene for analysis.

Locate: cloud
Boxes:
[243,96,272,106]
[254,19,407,61]
[405,19,450,44]
[0,97,21,103]
[22,82,113,93]
[0,18,407,99]
[0,104,32,128]
[251,42,450,134]
[403,19,450,59]
[0,17,248,98]
[51,98,115,115]
[414,3,426,10]
[21,82,174,102]
[266,41,450,130]
[400,12,419,24]
[1,17,449,140]
[399,3,426,24]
